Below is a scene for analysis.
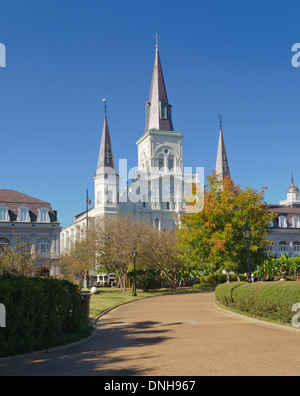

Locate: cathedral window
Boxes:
[158,155,164,170]
[160,99,168,120]
[168,155,174,171]
[145,101,151,122]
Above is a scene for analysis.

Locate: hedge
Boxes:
[215,281,300,324]
[197,274,247,288]
[0,275,89,358]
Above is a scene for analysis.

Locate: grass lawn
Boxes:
[86,286,202,321]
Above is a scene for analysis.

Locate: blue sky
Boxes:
[1,0,300,228]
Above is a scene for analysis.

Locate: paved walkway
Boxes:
[0,292,300,376]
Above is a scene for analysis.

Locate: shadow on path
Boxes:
[0,319,173,376]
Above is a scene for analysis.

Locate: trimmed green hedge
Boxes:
[215,281,300,324]
[0,275,89,358]
[198,274,247,288]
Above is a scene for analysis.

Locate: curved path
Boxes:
[0,292,300,376]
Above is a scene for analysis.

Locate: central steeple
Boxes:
[144,43,174,133]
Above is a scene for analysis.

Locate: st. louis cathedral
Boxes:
[60,43,300,268]
[60,43,230,253]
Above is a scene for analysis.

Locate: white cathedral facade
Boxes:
[61,44,218,254]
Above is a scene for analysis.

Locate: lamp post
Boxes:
[132,248,137,296]
[243,221,252,283]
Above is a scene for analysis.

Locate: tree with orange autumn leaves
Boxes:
[178,173,275,280]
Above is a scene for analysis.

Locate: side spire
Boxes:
[145,40,174,133]
[96,101,116,175]
[215,115,230,180]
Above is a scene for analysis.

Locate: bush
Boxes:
[198,274,247,288]
[215,281,300,324]
[137,270,168,291]
[214,282,247,306]
[0,275,89,358]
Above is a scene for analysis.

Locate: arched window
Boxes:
[293,241,300,252]
[0,238,9,253]
[36,238,50,258]
[16,238,31,256]
[279,241,289,252]
[163,219,175,230]
[266,242,275,253]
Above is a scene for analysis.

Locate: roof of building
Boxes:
[287,182,299,194]
[0,189,58,223]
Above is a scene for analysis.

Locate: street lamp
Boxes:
[243,222,252,283]
[132,248,137,296]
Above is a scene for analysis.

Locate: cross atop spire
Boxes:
[102,98,107,115]
[154,33,160,48]
[218,113,222,129]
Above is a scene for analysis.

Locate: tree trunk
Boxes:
[236,272,241,282]
[118,272,127,292]
[226,271,230,283]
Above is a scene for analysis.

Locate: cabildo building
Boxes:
[267,176,300,258]
[0,189,61,275]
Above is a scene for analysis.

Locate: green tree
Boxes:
[178,173,275,281]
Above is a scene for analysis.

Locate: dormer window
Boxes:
[18,207,30,222]
[38,208,50,223]
[278,216,287,228]
[293,217,300,228]
[0,206,9,222]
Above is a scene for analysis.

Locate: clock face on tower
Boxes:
[163,182,174,194]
